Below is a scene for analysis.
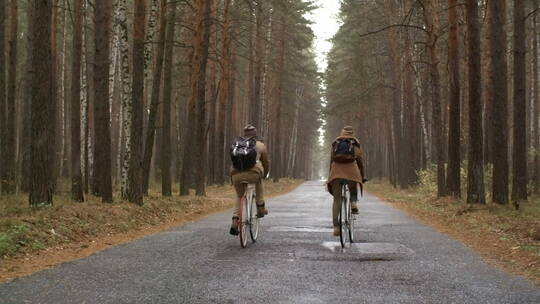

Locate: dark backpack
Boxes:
[230,136,258,170]
[332,138,357,163]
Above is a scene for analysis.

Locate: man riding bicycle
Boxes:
[327,126,366,236]
[229,125,270,235]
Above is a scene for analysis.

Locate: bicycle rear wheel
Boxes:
[347,198,354,243]
[239,196,248,248]
[249,193,259,242]
[339,197,346,248]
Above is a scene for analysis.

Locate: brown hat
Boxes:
[244,124,257,137]
[340,126,354,137]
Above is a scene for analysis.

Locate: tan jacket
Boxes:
[326,136,365,193]
[231,140,270,179]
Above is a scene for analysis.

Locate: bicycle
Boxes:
[338,179,355,248]
[238,182,260,248]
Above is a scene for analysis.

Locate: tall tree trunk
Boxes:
[2,0,17,193]
[143,0,168,195]
[161,3,177,196]
[246,7,255,126]
[488,0,509,204]
[446,0,461,197]
[533,11,540,194]
[0,0,5,193]
[403,30,416,187]
[127,0,147,205]
[84,0,98,195]
[114,0,132,198]
[60,2,69,180]
[216,0,231,185]
[29,0,54,206]
[82,0,93,194]
[49,0,59,193]
[466,0,486,204]
[423,0,446,197]
[207,3,217,185]
[511,0,528,202]
[272,14,286,182]
[93,0,113,202]
[384,0,401,188]
[252,1,264,129]
[71,0,84,202]
[194,0,213,196]
[260,11,273,139]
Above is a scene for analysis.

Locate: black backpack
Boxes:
[230,136,258,170]
[332,138,357,163]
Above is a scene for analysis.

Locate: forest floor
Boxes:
[0,179,303,283]
[367,180,540,285]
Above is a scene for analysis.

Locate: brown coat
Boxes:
[326,136,364,193]
[230,140,270,179]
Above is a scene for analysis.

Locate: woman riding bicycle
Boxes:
[327,126,366,236]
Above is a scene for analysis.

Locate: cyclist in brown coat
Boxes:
[229,125,270,235]
[327,126,366,236]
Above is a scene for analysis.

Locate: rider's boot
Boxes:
[351,201,359,215]
[229,217,239,235]
[256,201,268,218]
[333,226,340,236]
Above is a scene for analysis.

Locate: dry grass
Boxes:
[0,179,303,260]
[367,180,540,285]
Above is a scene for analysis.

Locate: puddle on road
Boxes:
[319,241,414,261]
[268,226,333,233]
[268,226,372,234]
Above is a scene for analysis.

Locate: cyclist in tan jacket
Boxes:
[229,125,270,235]
[327,126,366,236]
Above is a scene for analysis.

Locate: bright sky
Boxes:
[307,1,342,73]
[307,1,341,147]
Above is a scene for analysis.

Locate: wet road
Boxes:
[1,181,539,303]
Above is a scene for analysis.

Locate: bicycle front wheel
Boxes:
[239,197,248,248]
[249,194,259,242]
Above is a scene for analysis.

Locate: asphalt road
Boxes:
[1,181,539,304]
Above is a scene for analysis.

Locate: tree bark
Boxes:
[533,11,540,194]
[272,14,286,182]
[2,0,17,193]
[0,0,5,193]
[143,0,168,195]
[446,0,461,197]
[71,0,84,202]
[29,0,54,206]
[93,0,113,202]
[161,3,177,196]
[511,0,528,202]
[116,0,132,199]
[127,0,147,205]
[216,0,231,185]
[252,1,264,129]
[423,0,446,197]
[194,0,213,196]
[465,0,486,204]
[488,0,509,204]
